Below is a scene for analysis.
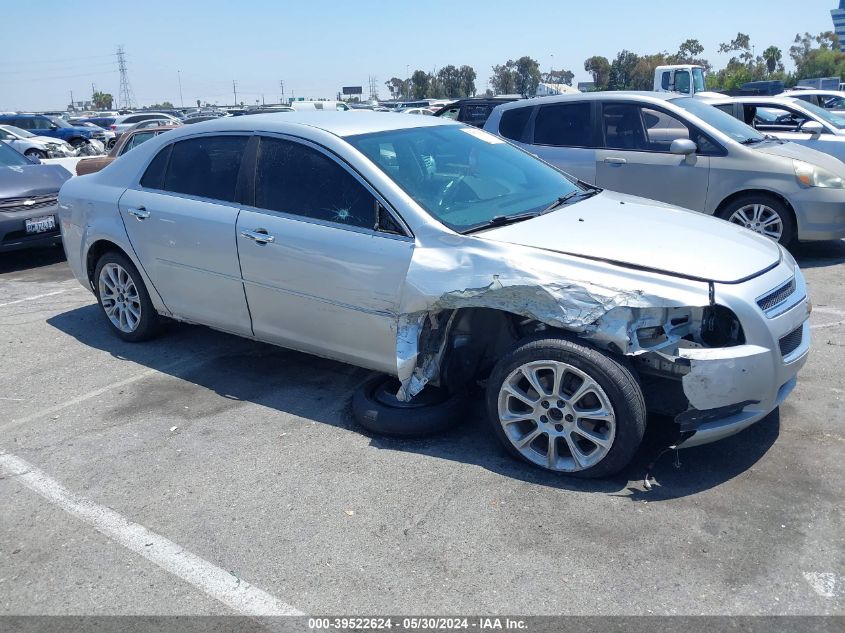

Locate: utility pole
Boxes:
[280,80,285,104]
[69,90,74,110]
[232,80,238,106]
[177,70,184,107]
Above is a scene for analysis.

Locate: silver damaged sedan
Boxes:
[58,113,811,478]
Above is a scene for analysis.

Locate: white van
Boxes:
[289,101,350,112]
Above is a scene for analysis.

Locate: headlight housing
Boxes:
[794,159,845,188]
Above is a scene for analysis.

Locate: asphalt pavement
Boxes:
[0,244,843,616]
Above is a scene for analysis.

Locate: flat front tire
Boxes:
[486,335,646,478]
[94,251,160,342]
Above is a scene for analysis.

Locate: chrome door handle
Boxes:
[128,206,150,220]
[240,229,275,244]
[604,157,627,165]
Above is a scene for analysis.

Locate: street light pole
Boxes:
[177,70,184,107]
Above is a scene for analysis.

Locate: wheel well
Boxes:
[85,240,126,289]
[715,189,796,225]
[439,308,572,389]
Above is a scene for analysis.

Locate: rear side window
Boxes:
[162,136,248,202]
[140,144,171,190]
[255,137,375,229]
[534,102,593,147]
[499,107,532,141]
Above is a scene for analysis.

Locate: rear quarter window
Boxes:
[499,107,532,142]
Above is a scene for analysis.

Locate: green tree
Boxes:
[667,39,710,69]
[542,69,575,86]
[790,32,845,81]
[92,91,113,110]
[490,61,517,95]
[148,101,175,110]
[458,65,477,97]
[410,70,430,99]
[763,46,783,74]
[384,77,407,100]
[608,50,640,89]
[630,53,667,90]
[514,56,542,97]
[584,56,611,89]
[437,65,462,98]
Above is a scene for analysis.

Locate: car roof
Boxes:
[158,111,458,138]
[698,95,804,106]
[494,91,683,113]
[783,89,842,96]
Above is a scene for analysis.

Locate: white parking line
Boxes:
[811,320,845,330]
[0,288,78,308]
[0,451,303,616]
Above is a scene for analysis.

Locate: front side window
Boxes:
[255,137,375,229]
[534,102,592,147]
[347,125,582,234]
[161,135,248,202]
[750,106,808,132]
[692,68,706,92]
[602,103,719,154]
[661,72,671,90]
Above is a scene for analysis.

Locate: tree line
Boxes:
[383,30,845,102]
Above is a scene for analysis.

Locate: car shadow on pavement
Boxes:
[47,304,779,502]
[0,245,66,276]
[792,239,845,269]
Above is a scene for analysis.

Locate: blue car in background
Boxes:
[0,114,107,148]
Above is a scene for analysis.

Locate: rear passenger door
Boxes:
[524,101,598,183]
[118,134,253,335]
[235,135,414,373]
[595,102,711,211]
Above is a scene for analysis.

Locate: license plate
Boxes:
[25,215,56,234]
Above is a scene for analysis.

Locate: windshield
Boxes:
[346,125,582,233]
[672,97,766,143]
[692,68,706,92]
[49,117,72,128]
[0,141,31,166]
[3,125,34,138]
[791,99,845,129]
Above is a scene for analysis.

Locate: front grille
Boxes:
[0,195,58,214]
[757,278,796,313]
[779,325,804,357]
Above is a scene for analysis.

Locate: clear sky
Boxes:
[1,0,838,111]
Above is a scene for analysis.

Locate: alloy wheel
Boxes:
[727,203,783,241]
[98,262,142,333]
[497,360,616,472]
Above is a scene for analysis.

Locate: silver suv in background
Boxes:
[484,92,845,245]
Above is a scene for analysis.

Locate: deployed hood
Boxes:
[480,191,781,284]
[0,164,70,199]
[754,140,845,175]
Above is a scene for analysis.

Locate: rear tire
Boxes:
[485,335,646,479]
[352,374,468,437]
[93,251,160,342]
[717,194,795,246]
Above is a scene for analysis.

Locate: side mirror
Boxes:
[49,124,58,130]
[800,120,824,135]
[670,139,697,156]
